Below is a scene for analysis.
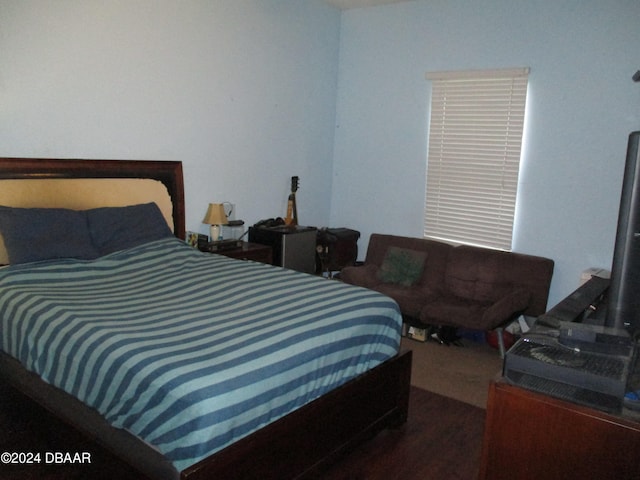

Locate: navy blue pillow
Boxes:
[0,205,99,264]
[87,202,173,255]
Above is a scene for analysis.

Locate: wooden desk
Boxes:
[479,380,640,480]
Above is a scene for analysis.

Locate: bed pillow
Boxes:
[87,202,173,255]
[377,246,428,287]
[0,205,99,264]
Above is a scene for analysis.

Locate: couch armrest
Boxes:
[340,264,379,289]
[481,288,531,328]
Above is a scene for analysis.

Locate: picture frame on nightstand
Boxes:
[186,231,202,248]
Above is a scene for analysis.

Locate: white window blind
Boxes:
[424,67,529,251]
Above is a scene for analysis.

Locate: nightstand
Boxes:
[213,241,273,265]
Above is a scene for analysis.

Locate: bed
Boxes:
[0,158,412,480]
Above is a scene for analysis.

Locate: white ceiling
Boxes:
[324,0,412,10]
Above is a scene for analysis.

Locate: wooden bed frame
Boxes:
[0,157,412,480]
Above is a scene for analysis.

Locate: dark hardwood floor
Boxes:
[321,386,485,480]
[0,383,485,479]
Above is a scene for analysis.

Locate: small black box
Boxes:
[316,228,360,273]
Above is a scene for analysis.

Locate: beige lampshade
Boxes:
[202,203,228,225]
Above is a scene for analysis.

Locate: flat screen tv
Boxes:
[606,131,640,339]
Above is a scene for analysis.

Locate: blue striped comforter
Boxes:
[0,238,402,471]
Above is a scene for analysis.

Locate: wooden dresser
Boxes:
[479,380,640,480]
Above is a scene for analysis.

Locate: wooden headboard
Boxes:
[0,158,186,264]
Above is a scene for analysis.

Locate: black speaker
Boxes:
[607,131,640,335]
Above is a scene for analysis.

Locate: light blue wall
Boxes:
[2,0,639,309]
[330,0,640,307]
[0,0,341,233]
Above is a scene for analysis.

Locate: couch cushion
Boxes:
[374,283,438,319]
[445,246,514,302]
[420,295,491,329]
[420,288,530,330]
[443,245,554,317]
[340,264,379,289]
[377,246,427,286]
[482,288,530,325]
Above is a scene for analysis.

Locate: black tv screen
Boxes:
[606,131,640,338]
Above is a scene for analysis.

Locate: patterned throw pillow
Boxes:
[377,246,427,286]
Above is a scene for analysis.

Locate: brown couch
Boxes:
[341,234,554,349]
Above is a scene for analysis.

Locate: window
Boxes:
[424,67,529,251]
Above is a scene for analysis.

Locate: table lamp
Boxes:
[203,203,228,241]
